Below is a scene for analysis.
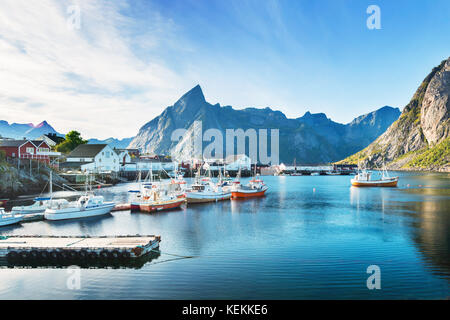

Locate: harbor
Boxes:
[0,172,448,299]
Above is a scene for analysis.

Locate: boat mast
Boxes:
[49,170,53,200]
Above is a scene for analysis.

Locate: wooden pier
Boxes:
[0,235,161,261]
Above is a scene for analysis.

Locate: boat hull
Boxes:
[139,199,185,213]
[186,193,231,203]
[44,203,115,221]
[0,216,23,227]
[231,188,267,199]
[351,179,398,187]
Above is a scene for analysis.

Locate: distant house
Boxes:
[0,139,60,164]
[61,144,120,173]
[37,133,65,147]
[224,154,252,171]
[114,149,132,165]
[137,155,176,172]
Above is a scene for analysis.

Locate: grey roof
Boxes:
[67,144,107,158]
[0,139,30,147]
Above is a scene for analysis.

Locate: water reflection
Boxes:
[0,173,449,299]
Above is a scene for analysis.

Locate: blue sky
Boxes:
[0,0,449,139]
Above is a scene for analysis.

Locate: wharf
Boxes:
[0,235,161,261]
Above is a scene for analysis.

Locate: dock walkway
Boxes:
[0,235,160,260]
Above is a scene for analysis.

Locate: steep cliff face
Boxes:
[128,85,400,164]
[339,57,450,171]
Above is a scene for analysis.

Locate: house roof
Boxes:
[43,134,65,144]
[67,144,108,158]
[31,140,50,147]
[0,140,29,147]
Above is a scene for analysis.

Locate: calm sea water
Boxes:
[0,172,449,299]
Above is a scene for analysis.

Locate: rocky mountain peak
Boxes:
[339,56,450,171]
[420,57,450,145]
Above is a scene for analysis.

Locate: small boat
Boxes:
[44,194,115,220]
[186,183,231,203]
[290,172,302,176]
[0,208,23,227]
[44,174,115,221]
[351,165,398,187]
[130,169,186,212]
[186,168,231,203]
[311,172,320,176]
[138,191,185,213]
[231,174,268,199]
[325,171,341,176]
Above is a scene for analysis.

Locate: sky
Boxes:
[0,0,449,139]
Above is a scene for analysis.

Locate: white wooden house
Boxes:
[62,144,120,173]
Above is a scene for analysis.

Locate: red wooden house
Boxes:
[0,139,56,164]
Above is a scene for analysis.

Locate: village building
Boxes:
[60,144,120,173]
[0,139,60,164]
[36,133,65,147]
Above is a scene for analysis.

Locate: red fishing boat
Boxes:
[231,174,268,199]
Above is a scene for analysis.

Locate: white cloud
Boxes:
[0,0,189,139]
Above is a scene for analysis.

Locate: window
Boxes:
[105,151,110,158]
[26,147,34,154]
[38,148,49,153]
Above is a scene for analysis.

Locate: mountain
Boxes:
[339,57,450,171]
[88,137,134,149]
[0,120,59,139]
[128,85,400,164]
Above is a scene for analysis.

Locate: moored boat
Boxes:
[351,166,398,187]
[0,208,23,227]
[44,194,115,220]
[186,168,231,203]
[231,174,268,199]
[44,174,115,221]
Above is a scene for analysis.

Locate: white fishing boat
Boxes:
[44,174,115,221]
[186,166,231,203]
[0,208,23,227]
[311,172,320,176]
[351,164,398,187]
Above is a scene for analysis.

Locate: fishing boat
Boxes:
[137,188,185,213]
[130,170,185,212]
[44,174,115,221]
[311,172,320,176]
[0,208,23,227]
[231,174,268,199]
[351,165,398,187]
[186,166,231,203]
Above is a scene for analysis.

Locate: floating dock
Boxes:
[0,235,161,261]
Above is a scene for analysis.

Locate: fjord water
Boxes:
[0,172,449,299]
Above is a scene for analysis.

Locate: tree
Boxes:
[55,130,88,154]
